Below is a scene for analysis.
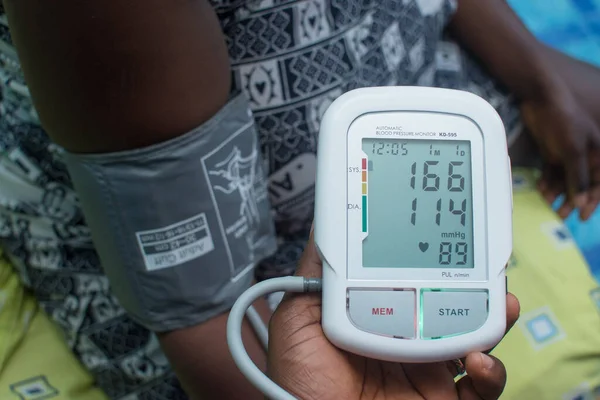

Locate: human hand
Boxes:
[520,79,600,220]
[267,231,520,400]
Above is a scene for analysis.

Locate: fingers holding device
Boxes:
[227,87,514,399]
[316,86,512,363]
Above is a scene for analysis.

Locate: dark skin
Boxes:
[2,0,232,154]
[2,0,600,398]
[269,230,521,400]
[529,44,600,219]
[449,0,600,220]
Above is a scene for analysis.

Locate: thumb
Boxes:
[456,353,506,399]
[276,223,322,307]
[293,222,323,279]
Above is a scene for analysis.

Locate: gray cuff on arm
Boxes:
[62,93,277,332]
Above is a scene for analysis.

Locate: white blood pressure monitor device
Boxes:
[315,86,512,363]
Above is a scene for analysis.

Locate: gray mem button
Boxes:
[347,290,416,338]
[422,290,489,339]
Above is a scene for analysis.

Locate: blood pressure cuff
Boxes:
[62,93,278,332]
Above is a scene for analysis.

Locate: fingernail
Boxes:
[559,206,573,219]
[480,353,494,370]
[574,194,588,209]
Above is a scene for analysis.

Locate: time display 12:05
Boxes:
[370,141,408,155]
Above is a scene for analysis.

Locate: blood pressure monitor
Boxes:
[314,86,512,363]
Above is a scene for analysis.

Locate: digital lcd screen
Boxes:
[362,139,474,269]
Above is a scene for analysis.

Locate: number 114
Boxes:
[411,198,467,226]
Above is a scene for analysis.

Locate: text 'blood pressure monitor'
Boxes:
[315,87,513,363]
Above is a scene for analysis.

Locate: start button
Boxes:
[421,290,488,339]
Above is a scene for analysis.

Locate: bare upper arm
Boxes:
[3,0,230,153]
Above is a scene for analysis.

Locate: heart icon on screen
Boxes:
[419,242,429,252]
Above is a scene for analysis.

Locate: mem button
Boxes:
[422,290,488,339]
[348,289,416,338]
